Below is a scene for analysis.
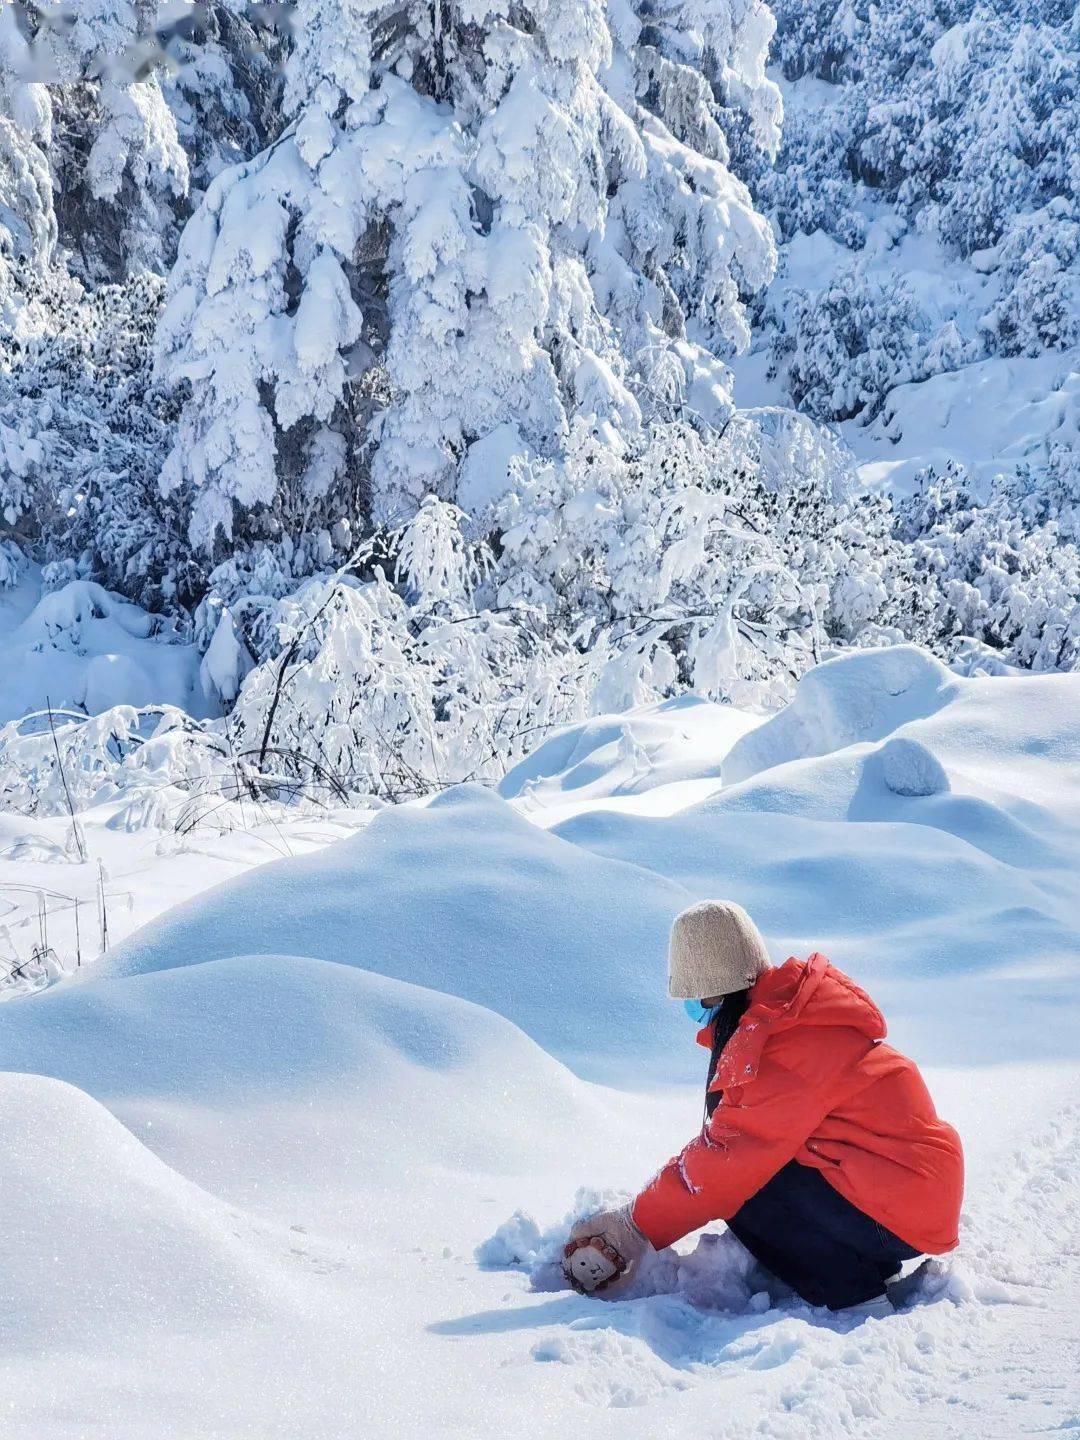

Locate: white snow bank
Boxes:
[75,645,1080,1077]
[723,645,958,783]
[0,573,213,724]
[84,784,695,1082]
[0,1071,284,1350]
[0,804,373,997]
[1,954,616,1186]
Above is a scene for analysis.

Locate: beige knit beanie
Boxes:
[667,900,772,999]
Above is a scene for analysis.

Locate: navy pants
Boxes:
[726,1160,921,1310]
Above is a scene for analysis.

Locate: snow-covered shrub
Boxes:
[767,268,940,422]
[751,91,870,249]
[894,463,1080,671]
[868,6,1080,263]
[204,417,910,794]
[0,703,224,816]
[771,0,1080,266]
[220,565,591,799]
[976,204,1080,357]
[0,261,197,610]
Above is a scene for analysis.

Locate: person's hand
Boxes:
[563,1204,651,1293]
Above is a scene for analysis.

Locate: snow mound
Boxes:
[0,645,1077,1436]
[499,697,760,823]
[85,784,694,1081]
[0,574,212,724]
[723,646,958,784]
[0,1071,279,1350]
[877,737,950,797]
[1,954,607,1182]
[555,651,1080,1065]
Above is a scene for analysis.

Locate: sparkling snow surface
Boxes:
[2,647,1078,1437]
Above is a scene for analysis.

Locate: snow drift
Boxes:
[0,1071,280,1349]
[0,953,632,1191]
[86,785,695,1082]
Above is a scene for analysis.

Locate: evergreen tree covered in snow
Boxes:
[155,0,781,560]
[14,0,190,281]
[0,2,284,602]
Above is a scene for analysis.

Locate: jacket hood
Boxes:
[753,954,887,1041]
[702,954,886,1090]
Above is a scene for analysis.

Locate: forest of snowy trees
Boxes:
[0,0,1077,810]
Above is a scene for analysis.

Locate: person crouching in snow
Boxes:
[566,900,964,1311]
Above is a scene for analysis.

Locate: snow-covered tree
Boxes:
[0,2,287,603]
[0,7,55,272]
[155,0,780,560]
[16,0,190,279]
[162,3,288,198]
[2,0,1078,829]
[0,263,190,608]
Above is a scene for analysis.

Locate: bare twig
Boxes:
[46,696,87,863]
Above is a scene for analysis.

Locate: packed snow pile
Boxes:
[1,645,1078,1436]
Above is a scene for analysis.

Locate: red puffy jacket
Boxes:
[633,954,964,1256]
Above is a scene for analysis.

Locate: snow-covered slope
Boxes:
[1,645,1078,1437]
[738,53,1080,500]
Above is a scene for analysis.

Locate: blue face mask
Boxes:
[684,998,717,1025]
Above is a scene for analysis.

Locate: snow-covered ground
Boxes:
[2,646,1078,1437]
[0,799,373,996]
